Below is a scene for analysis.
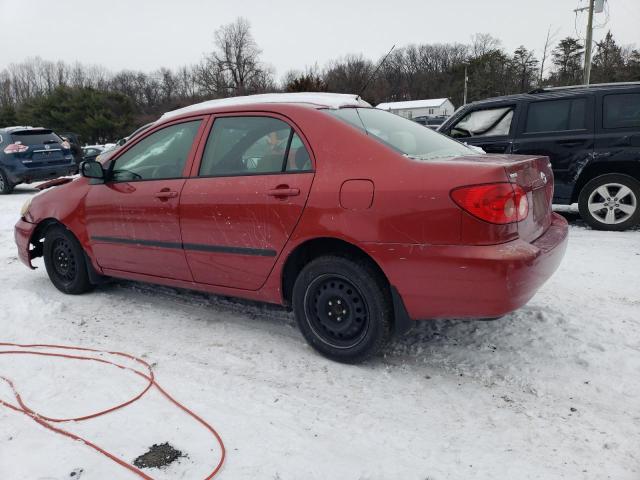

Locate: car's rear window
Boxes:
[10,130,61,146]
[325,107,477,160]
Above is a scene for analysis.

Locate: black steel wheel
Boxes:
[43,225,93,294]
[304,274,370,349]
[293,255,392,363]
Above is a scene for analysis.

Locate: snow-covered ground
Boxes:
[1,185,638,480]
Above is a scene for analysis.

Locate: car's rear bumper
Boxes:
[15,218,37,269]
[5,163,77,185]
[364,213,569,320]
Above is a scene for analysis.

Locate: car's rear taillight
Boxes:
[3,143,29,154]
[451,183,529,224]
[61,140,71,150]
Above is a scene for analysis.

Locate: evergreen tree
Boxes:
[591,31,625,83]
[511,46,539,92]
[551,37,584,85]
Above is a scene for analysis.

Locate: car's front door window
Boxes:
[450,107,514,138]
[111,120,201,181]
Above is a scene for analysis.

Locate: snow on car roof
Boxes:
[161,92,371,119]
[376,98,449,110]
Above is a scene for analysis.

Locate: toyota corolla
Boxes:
[15,93,568,363]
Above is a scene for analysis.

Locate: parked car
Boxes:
[438,82,640,230]
[82,145,104,162]
[0,126,77,194]
[415,115,448,130]
[60,132,84,166]
[15,92,568,363]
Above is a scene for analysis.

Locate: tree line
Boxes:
[0,18,638,144]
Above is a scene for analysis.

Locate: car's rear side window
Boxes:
[525,98,587,133]
[10,130,61,146]
[326,107,476,160]
[603,93,640,129]
[199,116,311,176]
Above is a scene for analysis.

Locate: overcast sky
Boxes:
[0,0,638,79]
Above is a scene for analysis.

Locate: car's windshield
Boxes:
[325,107,479,160]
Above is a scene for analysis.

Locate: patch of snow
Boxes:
[0,189,639,479]
[161,92,371,120]
[377,98,449,110]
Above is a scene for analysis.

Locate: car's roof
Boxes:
[161,92,371,121]
[467,81,640,108]
[0,126,50,133]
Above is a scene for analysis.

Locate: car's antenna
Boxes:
[358,44,396,99]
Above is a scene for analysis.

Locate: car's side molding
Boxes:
[91,236,277,257]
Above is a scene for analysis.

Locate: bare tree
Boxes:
[538,26,560,85]
[202,17,272,96]
[470,33,502,58]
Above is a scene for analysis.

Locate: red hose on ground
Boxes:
[0,342,225,479]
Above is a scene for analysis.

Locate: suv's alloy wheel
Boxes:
[579,173,640,231]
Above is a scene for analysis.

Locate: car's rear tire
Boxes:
[578,173,640,231]
[43,225,94,294]
[0,169,14,194]
[292,255,392,363]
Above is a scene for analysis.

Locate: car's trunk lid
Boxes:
[503,155,554,242]
[9,130,71,168]
[443,154,554,242]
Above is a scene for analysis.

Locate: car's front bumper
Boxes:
[363,213,569,320]
[15,218,37,269]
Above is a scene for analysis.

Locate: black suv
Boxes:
[0,126,77,194]
[439,82,640,231]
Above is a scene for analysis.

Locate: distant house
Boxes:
[376,98,455,119]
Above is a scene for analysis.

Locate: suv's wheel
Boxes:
[43,225,93,294]
[578,174,640,231]
[292,255,392,363]
[0,169,14,194]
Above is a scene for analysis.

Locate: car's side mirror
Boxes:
[80,160,105,180]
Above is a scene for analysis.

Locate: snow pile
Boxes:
[0,187,638,479]
[161,92,371,119]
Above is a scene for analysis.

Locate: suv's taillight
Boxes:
[61,140,71,150]
[3,143,29,154]
[451,183,529,224]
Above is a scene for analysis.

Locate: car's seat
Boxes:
[295,147,311,170]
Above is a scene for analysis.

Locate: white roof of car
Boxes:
[161,92,371,120]
[376,98,449,110]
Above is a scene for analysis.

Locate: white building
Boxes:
[376,98,455,119]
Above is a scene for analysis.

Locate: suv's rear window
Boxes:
[603,93,640,129]
[326,108,477,160]
[525,98,587,133]
[10,130,61,146]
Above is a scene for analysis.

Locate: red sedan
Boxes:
[15,93,568,363]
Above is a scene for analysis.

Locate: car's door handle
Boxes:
[267,187,300,197]
[558,139,584,146]
[154,189,178,200]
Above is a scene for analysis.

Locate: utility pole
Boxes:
[583,0,595,85]
[463,65,468,105]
